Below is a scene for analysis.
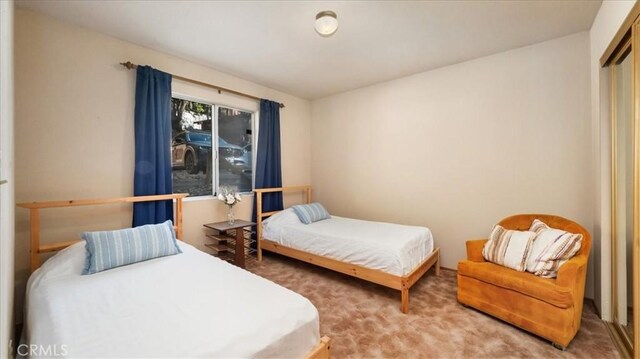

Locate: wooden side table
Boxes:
[203,220,255,268]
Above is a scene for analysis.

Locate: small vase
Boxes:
[227,204,235,225]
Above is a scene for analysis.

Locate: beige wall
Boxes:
[311,32,593,295]
[589,0,636,321]
[14,9,311,319]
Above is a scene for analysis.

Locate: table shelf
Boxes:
[206,234,229,244]
[204,243,229,254]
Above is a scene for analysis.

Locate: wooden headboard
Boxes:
[254,185,311,261]
[17,193,188,272]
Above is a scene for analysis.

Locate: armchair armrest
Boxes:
[556,254,588,289]
[466,239,488,262]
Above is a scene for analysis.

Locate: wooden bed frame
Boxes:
[255,185,440,314]
[17,193,332,359]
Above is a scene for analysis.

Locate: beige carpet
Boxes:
[247,254,618,358]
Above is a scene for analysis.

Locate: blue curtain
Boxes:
[132,66,174,227]
[252,100,284,231]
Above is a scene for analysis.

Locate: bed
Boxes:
[18,194,331,358]
[255,186,440,313]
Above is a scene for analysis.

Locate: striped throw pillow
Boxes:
[525,219,582,278]
[82,220,182,275]
[482,225,536,272]
[291,203,331,224]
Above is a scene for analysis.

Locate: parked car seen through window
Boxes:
[171,97,253,197]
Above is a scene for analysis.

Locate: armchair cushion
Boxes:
[458,260,574,308]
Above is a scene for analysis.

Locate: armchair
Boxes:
[457,214,591,349]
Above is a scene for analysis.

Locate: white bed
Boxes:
[262,209,434,276]
[256,186,439,313]
[25,241,320,358]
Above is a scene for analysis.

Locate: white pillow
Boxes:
[262,208,301,239]
[525,219,582,278]
[482,225,537,272]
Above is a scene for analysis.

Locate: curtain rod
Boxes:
[120,61,285,108]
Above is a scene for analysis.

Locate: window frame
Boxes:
[171,93,256,200]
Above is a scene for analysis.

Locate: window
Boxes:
[171,97,253,197]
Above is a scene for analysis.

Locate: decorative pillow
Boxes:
[525,219,582,278]
[291,203,331,224]
[82,220,182,275]
[482,225,537,272]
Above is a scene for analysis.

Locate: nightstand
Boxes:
[203,220,256,268]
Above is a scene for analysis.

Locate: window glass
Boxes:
[218,106,253,193]
[170,97,253,197]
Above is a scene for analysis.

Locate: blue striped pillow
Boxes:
[82,220,182,275]
[291,203,331,224]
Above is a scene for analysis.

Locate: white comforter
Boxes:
[25,241,319,358]
[263,209,434,276]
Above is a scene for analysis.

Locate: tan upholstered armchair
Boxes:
[457,214,591,349]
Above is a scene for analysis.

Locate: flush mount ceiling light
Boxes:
[315,10,338,37]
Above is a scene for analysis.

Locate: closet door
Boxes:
[611,42,635,354]
[607,16,640,356]
[602,6,640,357]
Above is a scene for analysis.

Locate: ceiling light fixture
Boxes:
[315,10,338,37]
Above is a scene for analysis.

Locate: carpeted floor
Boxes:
[247,254,619,358]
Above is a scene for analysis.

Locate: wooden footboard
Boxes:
[305,336,331,359]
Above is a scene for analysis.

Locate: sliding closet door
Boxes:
[602,6,640,357]
[611,45,634,352]
[606,15,640,356]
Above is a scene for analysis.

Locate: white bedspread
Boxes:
[25,241,319,358]
[263,209,434,276]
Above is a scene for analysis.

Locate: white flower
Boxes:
[235,193,242,202]
[226,194,236,205]
[217,193,225,201]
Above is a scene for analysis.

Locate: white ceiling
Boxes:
[18,0,602,100]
